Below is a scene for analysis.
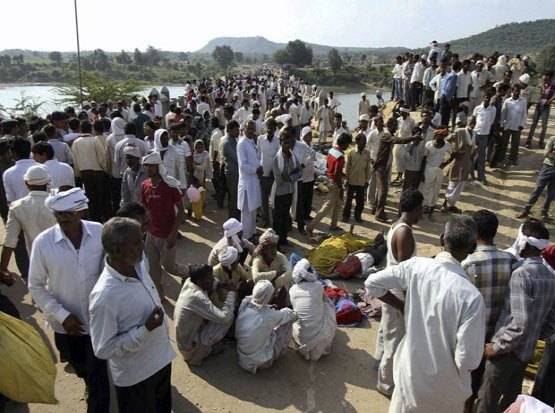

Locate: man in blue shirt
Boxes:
[440,61,461,127]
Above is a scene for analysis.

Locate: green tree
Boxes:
[234,52,244,64]
[48,51,62,66]
[178,52,189,61]
[537,44,555,74]
[3,92,45,120]
[145,46,161,66]
[56,71,143,105]
[273,40,313,67]
[115,50,132,65]
[133,48,145,65]
[212,45,234,70]
[328,48,343,75]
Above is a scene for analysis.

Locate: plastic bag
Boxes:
[0,312,56,404]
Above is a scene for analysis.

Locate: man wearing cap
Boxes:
[359,93,370,117]
[257,118,280,227]
[121,144,148,206]
[0,165,56,280]
[29,187,110,413]
[141,151,189,297]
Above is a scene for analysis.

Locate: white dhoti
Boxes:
[376,298,406,397]
[181,319,233,366]
[367,169,377,206]
[394,145,405,175]
[419,166,444,208]
[240,192,257,239]
[444,180,466,207]
[257,320,294,371]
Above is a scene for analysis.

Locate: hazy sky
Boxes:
[4,0,552,52]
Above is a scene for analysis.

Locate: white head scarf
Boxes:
[218,246,239,269]
[292,258,318,284]
[142,151,182,192]
[154,129,169,152]
[506,224,550,259]
[111,117,125,136]
[46,187,88,212]
[223,218,244,253]
[123,143,141,158]
[250,280,274,309]
[23,165,50,186]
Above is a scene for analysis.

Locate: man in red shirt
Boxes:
[307,133,352,237]
[141,152,189,297]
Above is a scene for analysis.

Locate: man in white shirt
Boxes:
[365,215,485,412]
[89,217,175,413]
[472,95,497,184]
[498,85,528,168]
[328,91,341,115]
[469,61,488,112]
[32,142,75,189]
[237,120,262,240]
[453,59,472,127]
[332,113,348,145]
[359,93,371,117]
[409,55,426,111]
[392,56,404,101]
[2,138,37,204]
[232,98,251,127]
[197,95,211,117]
[43,124,73,164]
[296,126,316,234]
[257,119,279,227]
[29,187,110,413]
[0,165,56,280]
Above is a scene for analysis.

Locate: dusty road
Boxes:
[3,109,554,413]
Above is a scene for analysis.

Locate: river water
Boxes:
[0,85,390,130]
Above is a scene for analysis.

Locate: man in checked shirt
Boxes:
[475,220,555,413]
[462,210,516,413]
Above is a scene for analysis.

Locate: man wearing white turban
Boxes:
[211,245,251,307]
[207,218,255,266]
[290,259,336,361]
[141,151,189,297]
[29,187,110,412]
[252,229,292,308]
[476,220,555,413]
[235,280,298,373]
[0,165,56,281]
[175,264,236,366]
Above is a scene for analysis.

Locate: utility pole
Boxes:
[74,0,84,108]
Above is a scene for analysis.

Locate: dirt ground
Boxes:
[3,109,554,413]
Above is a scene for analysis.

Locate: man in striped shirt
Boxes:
[462,210,515,412]
[476,220,555,412]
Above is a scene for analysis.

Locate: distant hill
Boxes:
[196,20,555,57]
[446,20,555,56]
[195,36,409,56]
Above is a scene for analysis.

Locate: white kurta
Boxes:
[235,297,297,373]
[365,252,485,413]
[290,281,337,361]
[237,136,262,212]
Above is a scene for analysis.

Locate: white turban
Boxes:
[519,74,530,85]
[259,228,279,246]
[142,151,182,192]
[218,246,238,269]
[358,114,370,122]
[153,129,168,152]
[292,258,318,284]
[23,165,50,186]
[123,144,141,158]
[301,126,312,138]
[275,114,292,124]
[223,218,244,253]
[507,224,550,258]
[250,280,274,309]
[360,92,366,98]
[400,107,410,114]
[46,187,88,212]
[111,117,125,136]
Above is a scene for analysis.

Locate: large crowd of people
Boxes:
[0,40,554,413]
